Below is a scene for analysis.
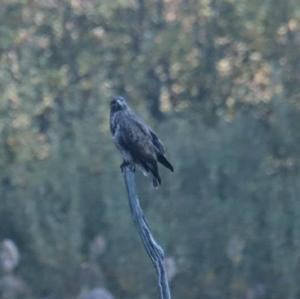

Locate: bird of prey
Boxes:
[110,96,174,187]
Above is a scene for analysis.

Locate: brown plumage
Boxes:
[110,96,174,187]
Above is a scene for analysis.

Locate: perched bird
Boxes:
[110,96,174,187]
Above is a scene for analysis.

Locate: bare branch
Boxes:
[121,165,171,299]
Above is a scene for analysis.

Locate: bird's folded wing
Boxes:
[129,115,166,155]
[119,117,154,159]
[149,130,165,154]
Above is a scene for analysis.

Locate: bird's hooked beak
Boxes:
[110,96,126,111]
[110,98,117,107]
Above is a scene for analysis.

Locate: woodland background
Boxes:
[0,0,300,299]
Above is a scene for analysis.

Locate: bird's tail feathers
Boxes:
[139,160,161,188]
[152,175,161,189]
[149,160,161,189]
[157,154,174,172]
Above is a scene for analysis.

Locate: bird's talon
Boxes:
[120,161,127,172]
[120,161,135,172]
[129,164,136,172]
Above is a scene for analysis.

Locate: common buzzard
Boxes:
[110,96,174,187]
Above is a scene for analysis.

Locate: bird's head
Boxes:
[110,96,128,112]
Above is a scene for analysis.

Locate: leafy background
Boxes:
[0,0,299,298]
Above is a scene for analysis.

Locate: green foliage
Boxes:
[0,0,299,298]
